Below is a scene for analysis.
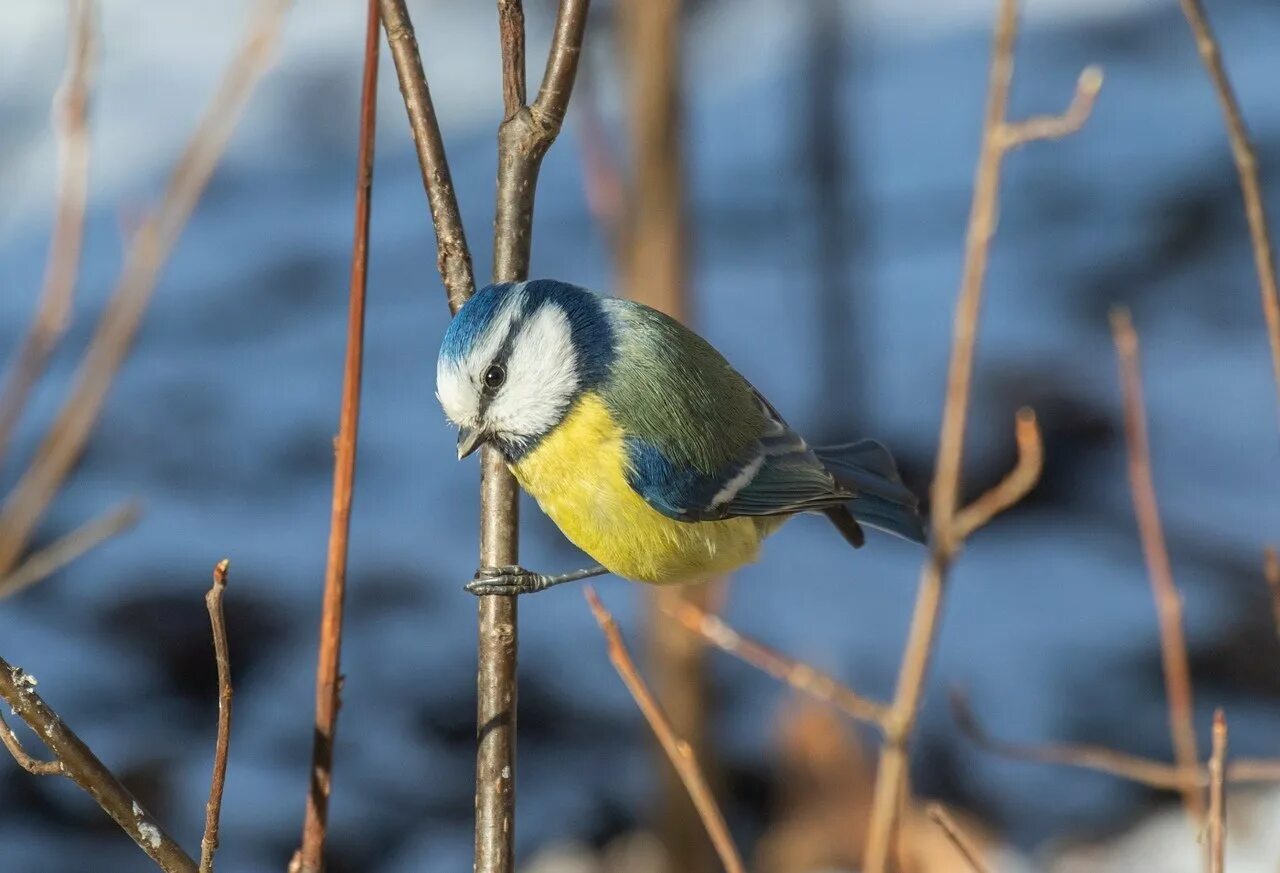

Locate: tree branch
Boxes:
[0,500,140,600]
[660,597,888,726]
[861,2,1101,867]
[952,408,1043,540]
[0,0,96,464]
[200,560,233,873]
[0,657,198,872]
[1176,0,1280,423]
[0,0,292,577]
[925,803,990,873]
[1208,709,1227,873]
[1265,546,1280,644]
[585,588,744,873]
[378,0,475,311]
[294,3,377,871]
[1110,306,1202,823]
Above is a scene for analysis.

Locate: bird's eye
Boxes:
[483,364,506,390]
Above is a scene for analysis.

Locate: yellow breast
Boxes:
[510,393,769,584]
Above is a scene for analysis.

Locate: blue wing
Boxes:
[623,393,852,522]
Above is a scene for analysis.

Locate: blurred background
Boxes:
[1,0,1279,870]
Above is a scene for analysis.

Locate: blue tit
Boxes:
[436,279,925,595]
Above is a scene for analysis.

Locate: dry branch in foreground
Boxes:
[860,1,1097,867]
[1110,307,1202,822]
[292,2,378,870]
[1208,709,1227,873]
[925,803,990,873]
[585,587,745,873]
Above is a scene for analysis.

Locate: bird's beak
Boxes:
[457,426,485,460]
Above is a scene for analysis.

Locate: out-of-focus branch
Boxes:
[952,690,1280,789]
[0,0,96,464]
[585,588,744,873]
[379,0,475,311]
[861,2,1100,869]
[0,0,291,577]
[1265,546,1280,644]
[0,657,198,872]
[952,408,1042,540]
[1176,0,1280,422]
[0,500,140,599]
[1208,709,1227,873]
[200,560,233,873]
[660,598,888,726]
[1111,306,1202,823]
[925,803,990,873]
[293,4,377,872]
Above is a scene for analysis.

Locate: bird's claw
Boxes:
[465,565,548,597]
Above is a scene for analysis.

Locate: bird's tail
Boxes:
[816,440,927,544]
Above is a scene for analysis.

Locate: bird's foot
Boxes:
[464,564,609,597]
[465,565,550,597]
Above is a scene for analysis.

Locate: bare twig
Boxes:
[661,597,888,726]
[585,588,745,873]
[0,0,291,577]
[201,560,233,873]
[0,656,198,872]
[0,500,140,599]
[0,0,96,463]
[1176,0,1280,421]
[925,803,990,873]
[294,4,377,871]
[379,0,475,311]
[1111,306,1202,822]
[861,3,1101,868]
[1208,709,1227,873]
[952,408,1043,540]
[952,690,1280,789]
[0,711,64,776]
[1264,546,1280,643]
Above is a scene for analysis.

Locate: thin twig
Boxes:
[585,587,745,873]
[1111,306,1202,822]
[925,803,990,873]
[294,4,377,871]
[0,0,96,463]
[0,500,140,599]
[660,598,888,726]
[1208,709,1227,873]
[1264,546,1280,644]
[861,2,1101,867]
[378,0,475,311]
[200,560,233,873]
[0,0,291,577]
[0,656,198,872]
[952,408,1043,540]
[952,690,1280,789]
[1176,0,1280,422]
[0,711,64,776]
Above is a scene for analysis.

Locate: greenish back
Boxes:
[599,299,763,474]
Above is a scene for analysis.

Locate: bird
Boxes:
[436,279,925,595]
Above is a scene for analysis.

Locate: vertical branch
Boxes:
[1111,307,1202,823]
[861,1,1100,867]
[1176,0,1280,421]
[0,0,96,463]
[201,560,233,873]
[381,2,589,871]
[293,3,377,871]
[1207,710,1228,873]
[0,0,291,576]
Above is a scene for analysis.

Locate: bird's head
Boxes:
[436,280,615,460]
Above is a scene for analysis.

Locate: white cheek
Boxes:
[487,305,579,439]
[436,360,478,427]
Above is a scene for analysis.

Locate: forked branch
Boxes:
[952,408,1043,540]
